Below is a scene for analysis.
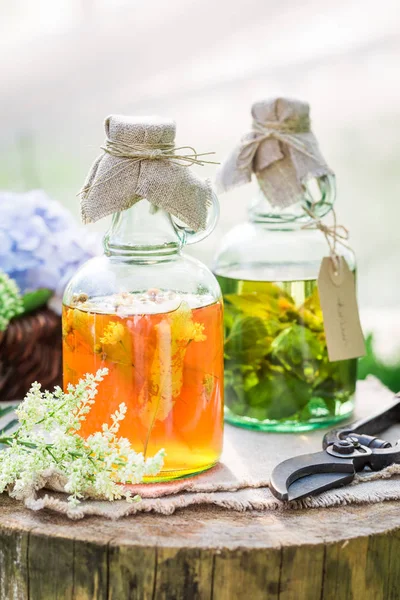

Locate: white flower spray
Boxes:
[0,369,165,506]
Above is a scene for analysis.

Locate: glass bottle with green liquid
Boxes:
[213,98,361,432]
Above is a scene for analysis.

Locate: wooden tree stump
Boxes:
[0,494,399,599]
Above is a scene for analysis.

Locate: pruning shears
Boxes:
[270,393,400,502]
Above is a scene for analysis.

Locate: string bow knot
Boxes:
[216,98,333,210]
[99,139,217,167]
[79,115,217,231]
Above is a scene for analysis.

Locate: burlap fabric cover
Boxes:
[216,97,333,209]
[80,115,213,231]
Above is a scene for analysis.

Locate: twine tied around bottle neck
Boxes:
[215,98,334,211]
[244,115,318,162]
[302,206,351,273]
[101,138,218,167]
[79,115,218,231]
[79,139,218,197]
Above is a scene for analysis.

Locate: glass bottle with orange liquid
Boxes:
[62,197,223,481]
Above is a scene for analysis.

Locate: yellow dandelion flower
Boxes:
[192,322,206,342]
[169,302,207,344]
[278,297,293,312]
[100,322,125,345]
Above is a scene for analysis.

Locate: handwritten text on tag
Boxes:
[317,256,366,362]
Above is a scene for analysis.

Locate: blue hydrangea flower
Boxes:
[0,190,99,305]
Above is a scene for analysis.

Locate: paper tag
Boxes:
[317,256,366,362]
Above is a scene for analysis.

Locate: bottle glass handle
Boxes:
[171,191,220,246]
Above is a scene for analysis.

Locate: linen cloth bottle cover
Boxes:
[80,115,217,230]
[215,97,332,209]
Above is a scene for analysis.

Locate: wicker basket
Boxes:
[0,308,62,401]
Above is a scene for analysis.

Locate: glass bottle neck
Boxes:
[103,199,182,260]
[248,174,335,230]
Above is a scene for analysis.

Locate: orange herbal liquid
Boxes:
[62,292,224,481]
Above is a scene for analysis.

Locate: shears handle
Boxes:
[323,393,400,450]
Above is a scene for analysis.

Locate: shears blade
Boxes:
[270,450,355,501]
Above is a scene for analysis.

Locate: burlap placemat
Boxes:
[2,377,400,520]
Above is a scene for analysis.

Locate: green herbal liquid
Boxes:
[216,273,357,432]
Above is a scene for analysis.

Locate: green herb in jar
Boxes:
[218,275,357,432]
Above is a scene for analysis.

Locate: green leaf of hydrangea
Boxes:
[22,289,53,314]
